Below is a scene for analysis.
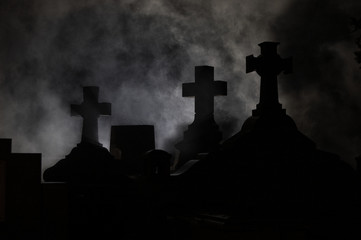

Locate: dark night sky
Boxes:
[0,0,361,172]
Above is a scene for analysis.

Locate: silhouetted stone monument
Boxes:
[71,86,111,146]
[246,42,292,116]
[8,153,42,239]
[167,42,361,239]
[221,42,360,225]
[43,86,123,183]
[175,66,227,168]
[0,139,11,223]
[43,86,151,239]
[0,138,42,239]
[110,125,156,176]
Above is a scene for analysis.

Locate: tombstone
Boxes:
[110,125,155,176]
[167,42,361,239]
[71,86,111,146]
[246,42,292,116]
[0,139,42,239]
[43,86,148,239]
[175,66,227,169]
[43,86,120,183]
[0,139,11,223]
[218,42,360,220]
[0,159,4,222]
[7,153,42,238]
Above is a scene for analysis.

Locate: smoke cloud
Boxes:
[271,0,361,167]
[0,0,360,172]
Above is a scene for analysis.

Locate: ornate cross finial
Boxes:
[71,86,111,146]
[246,42,292,115]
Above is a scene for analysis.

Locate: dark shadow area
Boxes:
[2,42,361,239]
[110,125,155,176]
[166,42,361,240]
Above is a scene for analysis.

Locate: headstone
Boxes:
[43,141,127,183]
[0,160,4,222]
[43,86,120,183]
[246,42,292,116]
[0,139,42,238]
[110,125,155,176]
[0,139,11,223]
[175,66,227,168]
[6,151,42,238]
[71,86,111,146]
[43,86,150,239]
[167,42,361,239]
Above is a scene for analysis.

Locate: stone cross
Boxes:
[182,66,227,123]
[175,66,227,168]
[0,139,11,222]
[246,42,292,115]
[71,86,111,146]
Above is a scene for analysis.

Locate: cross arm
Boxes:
[246,54,292,75]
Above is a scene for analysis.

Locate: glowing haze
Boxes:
[0,0,361,172]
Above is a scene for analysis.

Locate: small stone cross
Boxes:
[71,86,111,145]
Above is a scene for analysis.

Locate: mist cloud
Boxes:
[271,0,361,167]
[1,0,360,171]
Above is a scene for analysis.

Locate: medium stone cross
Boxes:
[71,86,111,145]
[182,66,227,122]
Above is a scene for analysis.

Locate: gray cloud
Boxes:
[271,0,361,167]
[1,0,360,172]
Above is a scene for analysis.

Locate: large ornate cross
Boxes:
[246,42,292,115]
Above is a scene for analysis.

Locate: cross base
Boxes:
[77,139,103,148]
[175,117,222,168]
[252,103,285,117]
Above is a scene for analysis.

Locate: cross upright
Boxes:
[246,42,292,115]
[182,66,227,123]
[71,86,111,146]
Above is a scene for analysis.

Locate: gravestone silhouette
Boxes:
[0,139,11,223]
[43,86,122,183]
[43,86,144,239]
[8,153,42,239]
[71,86,111,146]
[167,42,361,239]
[0,139,42,239]
[175,66,227,168]
[246,42,292,116]
[223,42,360,224]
